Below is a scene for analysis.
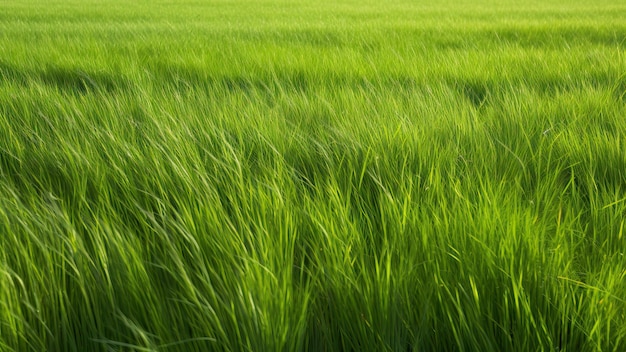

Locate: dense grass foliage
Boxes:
[1,0,625,350]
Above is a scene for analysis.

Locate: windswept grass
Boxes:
[1,0,625,351]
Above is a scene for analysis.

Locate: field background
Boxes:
[1,0,626,351]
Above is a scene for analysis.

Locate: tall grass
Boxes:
[1,0,625,351]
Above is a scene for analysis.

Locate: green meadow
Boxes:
[1,0,625,350]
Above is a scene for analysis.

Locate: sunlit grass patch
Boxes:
[1,0,625,351]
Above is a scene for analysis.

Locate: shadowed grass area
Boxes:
[1,0,626,351]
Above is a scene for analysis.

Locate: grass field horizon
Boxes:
[1,0,625,351]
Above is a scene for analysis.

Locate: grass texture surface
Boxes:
[1,0,626,351]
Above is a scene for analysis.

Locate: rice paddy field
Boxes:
[1,0,626,351]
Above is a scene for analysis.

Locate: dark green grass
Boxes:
[1,0,625,351]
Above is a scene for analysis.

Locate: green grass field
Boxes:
[1,0,625,350]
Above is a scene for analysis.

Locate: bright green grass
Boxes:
[1,0,625,351]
